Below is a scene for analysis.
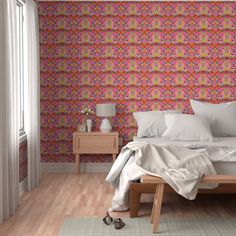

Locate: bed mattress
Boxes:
[133,137,236,175]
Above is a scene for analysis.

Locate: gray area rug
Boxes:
[59,216,236,236]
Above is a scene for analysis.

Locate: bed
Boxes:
[129,136,236,217]
[106,136,236,213]
[106,100,236,213]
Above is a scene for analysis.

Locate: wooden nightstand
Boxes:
[73,131,119,173]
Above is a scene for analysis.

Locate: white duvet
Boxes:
[106,140,236,212]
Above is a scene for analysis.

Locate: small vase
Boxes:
[86,119,92,132]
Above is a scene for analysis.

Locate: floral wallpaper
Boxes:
[39,1,236,163]
[19,140,27,182]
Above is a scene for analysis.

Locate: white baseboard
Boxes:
[19,177,27,196]
[42,162,113,173]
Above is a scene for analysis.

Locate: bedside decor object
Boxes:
[77,124,86,133]
[73,131,119,173]
[96,103,116,133]
[80,107,94,132]
[86,119,92,132]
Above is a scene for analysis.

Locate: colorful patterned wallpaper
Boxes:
[39,1,236,163]
[19,140,28,182]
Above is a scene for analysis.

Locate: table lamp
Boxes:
[96,103,116,133]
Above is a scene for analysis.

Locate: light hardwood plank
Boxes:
[0,173,235,236]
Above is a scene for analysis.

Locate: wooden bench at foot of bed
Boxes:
[130,179,236,218]
[139,175,236,233]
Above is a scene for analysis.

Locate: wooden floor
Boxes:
[0,173,236,236]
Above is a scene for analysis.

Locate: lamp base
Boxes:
[100,118,112,133]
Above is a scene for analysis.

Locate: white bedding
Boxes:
[134,137,236,168]
[106,137,236,211]
[133,137,236,148]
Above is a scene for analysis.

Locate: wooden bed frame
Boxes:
[130,179,236,218]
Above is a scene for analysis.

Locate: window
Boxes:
[16,0,25,135]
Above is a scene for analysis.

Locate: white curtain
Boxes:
[25,0,41,191]
[0,0,19,223]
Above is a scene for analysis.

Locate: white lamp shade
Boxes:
[96,103,116,117]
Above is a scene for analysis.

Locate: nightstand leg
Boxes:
[75,154,80,173]
[112,154,116,162]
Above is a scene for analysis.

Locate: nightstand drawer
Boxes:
[73,131,119,173]
[73,132,118,154]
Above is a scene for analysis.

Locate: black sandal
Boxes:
[114,218,126,230]
[103,212,126,230]
[103,212,113,225]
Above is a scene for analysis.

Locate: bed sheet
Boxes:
[133,136,236,174]
[133,136,236,148]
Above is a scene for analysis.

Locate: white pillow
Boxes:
[162,114,215,141]
[133,110,182,138]
[190,100,236,137]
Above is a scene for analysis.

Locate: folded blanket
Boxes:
[106,141,217,211]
